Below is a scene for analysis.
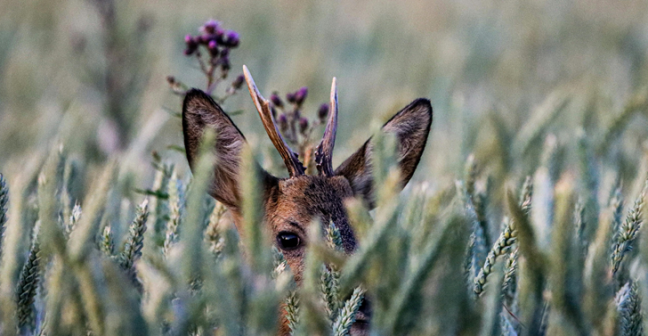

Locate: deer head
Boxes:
[182,66,432,334]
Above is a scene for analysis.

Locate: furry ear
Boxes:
[182,89,276,210]
[335,98,432,208]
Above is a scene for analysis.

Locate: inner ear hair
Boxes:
[335,98,433,208]
[182,89,250,209]
[382,98,433,183]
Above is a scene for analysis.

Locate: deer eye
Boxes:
[277,232,301,251]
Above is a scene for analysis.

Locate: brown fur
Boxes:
[182,88,432,335]
[335,98,433,208]
[182,89,248,208]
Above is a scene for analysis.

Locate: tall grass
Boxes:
[1,85,648,335]
[2,0,648,335]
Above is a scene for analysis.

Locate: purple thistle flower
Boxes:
[318,103,329,122]
[184,35,197,47]
[278,114,289,132]
[207,40,218,57]
[184,35,198,55]
[202,19,219,34]
[215,27,225,38]
[232,74,245,89]
[299,117,309,134]
[220,56,231,71]
[179,19,243,92]
[223,31,240,48]
[271,92,284,108]
[286,92,296,104]
[206,34,221,44]
[294,87,308,105]
[197,34,210,45]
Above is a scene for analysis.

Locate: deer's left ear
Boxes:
[334,98,432,208]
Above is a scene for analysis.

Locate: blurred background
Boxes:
[1,0,648,191]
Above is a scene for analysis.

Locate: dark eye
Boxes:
[277,232,301,251]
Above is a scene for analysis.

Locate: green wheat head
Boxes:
[2,42,648,336]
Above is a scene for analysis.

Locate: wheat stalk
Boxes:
[611,183,646,275]
[331,287,364,336]
[120,199,150,272]
[16,222,41,331]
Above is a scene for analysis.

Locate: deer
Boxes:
[181,65,432,335]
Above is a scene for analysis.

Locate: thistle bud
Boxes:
[278,114,289,132]
[184,35,197,48]
[223,31,240,48]
[286,92,296,104]
[294,87,308,105]
[220,57,230,71]
[231,74,245,90]
[318,103,329,122]
[207,40,218,57]
[196,34,209,45]
[184,35,198,55]
[271,92,284,108]
[202,19,219,34]
[215,27,225,38]
[299,117,309,134]
[220,48,230,58]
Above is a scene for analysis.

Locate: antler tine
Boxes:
[315,77,338,177]
[243,65,305,177]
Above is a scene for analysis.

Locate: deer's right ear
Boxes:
[182,89,276,210]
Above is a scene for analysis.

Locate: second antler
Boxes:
[315,78,338,177]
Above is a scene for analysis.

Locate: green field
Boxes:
[1,0,648,335]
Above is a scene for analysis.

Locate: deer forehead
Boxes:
[267,175,355,226]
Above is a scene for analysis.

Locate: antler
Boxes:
[315,77,338,177]
[243,65,305,177]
